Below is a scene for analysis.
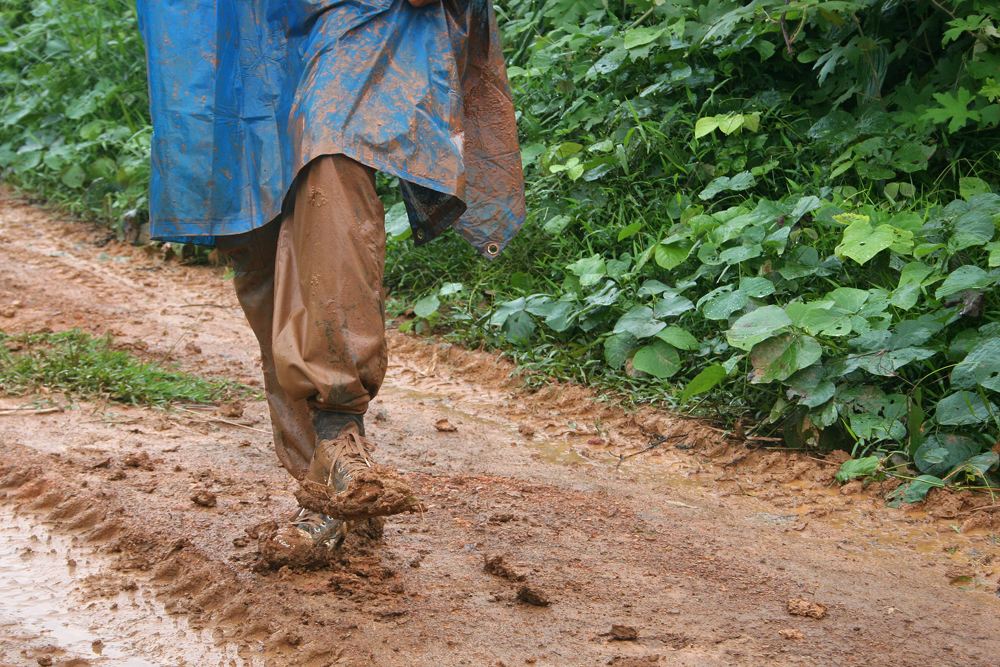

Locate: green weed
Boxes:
[0,329,251,407]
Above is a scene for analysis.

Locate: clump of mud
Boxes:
[484,553,527,581]
[253,517,386,571]
[787,598,827,619]
[296,464,424,521]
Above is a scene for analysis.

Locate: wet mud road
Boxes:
[1,190,999,667]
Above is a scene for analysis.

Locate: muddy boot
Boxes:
[258,508,350,568]
[295,423,423,521]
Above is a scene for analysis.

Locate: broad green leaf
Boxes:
[502,310,535,344]
[960,177,991,199]
[858,347,936,376]
[553,142,583,158]
[717,114,746,135]
[934,265,994,299]
[890,142,935,173]
[698,171,756,200]
[60,164,85,189]
[679,365,727,404]
[936,391,997,426]
[694,117,720,138]
[545,301,577,332]
[702,290,748,320]
[922,88,980,133]
[890,262,934,310]
[543,215,573,235]
[604,332,637,369]
[914,434,981,477]
[748,332,822,384]
[606,258,630,281]
[827,287,870,313]
[653,295,695,318]
[523,295,553,316]
[719,244,762,265]
[385,202,412,241]
[952,338,1000,391]
[654,239,692,270]
[849,413,905,443]
[638,280,671,297]
[520,142,545,168]
[835,456,881,483]
[584,282,620,307]
[739,277,775,298]
[989,242,1000,268]
[488,297,526,326]
[886,475,944,506]
[946,452,999,480]
[617,222,642,241]
[567,254,606,287]
[632,341,681,379]
[438,282,463,296]
[790,196,822,221]
[655,326,698,350]
[835,218,896,265]
[727,306,791,351]
[413,294,440,319]
[623,27,665,50]
[949,210,995,252]
[613,306,665,338]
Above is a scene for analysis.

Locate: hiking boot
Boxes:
[298,422,421,521]
[267,507,349,551]
[257,508,349,568]
[303,422,376,497]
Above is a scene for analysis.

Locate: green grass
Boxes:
[0,329,252,407]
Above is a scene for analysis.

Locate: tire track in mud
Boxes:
[1,190,1000,667]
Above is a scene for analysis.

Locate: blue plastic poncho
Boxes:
[136,0,525,257]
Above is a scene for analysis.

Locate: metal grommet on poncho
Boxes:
[485,243,500,257]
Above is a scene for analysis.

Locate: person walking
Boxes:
[135,0,525,560]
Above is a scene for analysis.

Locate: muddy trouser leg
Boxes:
[217,154,387,480]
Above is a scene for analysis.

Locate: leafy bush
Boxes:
[390,0,1000,497]
[2,0,999,496]
[0,0,151,231]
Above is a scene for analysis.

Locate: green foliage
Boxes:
[0,0,151,231]
[3,0,1000,496]
[0,329,250,406]
[390,0,1000,494]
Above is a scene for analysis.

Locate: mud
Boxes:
[1,188,1000,666]
[297,465,422,522]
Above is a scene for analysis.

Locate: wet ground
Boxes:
[1,189,999,667]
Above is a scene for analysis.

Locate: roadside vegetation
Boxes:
[0,329,249,407]
[1,0,999,501]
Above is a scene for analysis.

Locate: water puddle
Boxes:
[0,506,270,666]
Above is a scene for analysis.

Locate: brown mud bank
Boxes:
[1,190,999,666]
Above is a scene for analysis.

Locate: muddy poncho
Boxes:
[136,0,525,257]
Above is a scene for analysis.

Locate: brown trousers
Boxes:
[217,155,387,479]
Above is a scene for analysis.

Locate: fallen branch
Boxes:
[954,504,1000,517]
[0,406,62,416]
[615,433,688,469]
[172,405,270,434]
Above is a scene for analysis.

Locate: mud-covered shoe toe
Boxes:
[298,424,422,521]
[257,509,348,568]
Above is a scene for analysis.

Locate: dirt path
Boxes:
[0,190,998,667]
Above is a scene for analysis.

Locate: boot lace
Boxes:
[291,508,329,533]
[327,429,375,477]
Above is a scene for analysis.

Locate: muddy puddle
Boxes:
[0,507,268,667]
